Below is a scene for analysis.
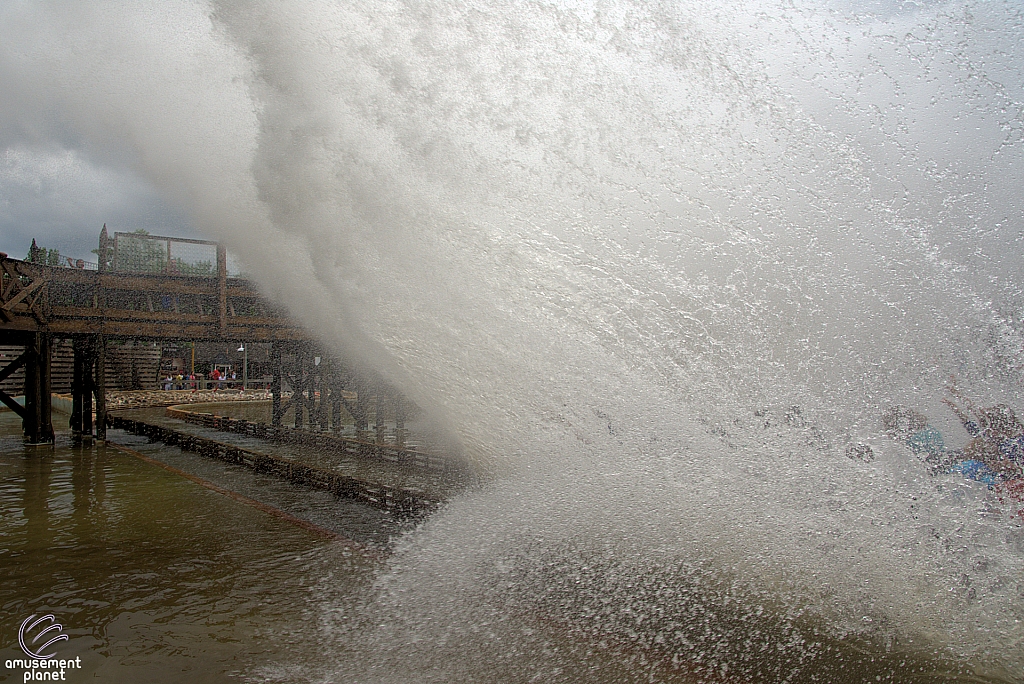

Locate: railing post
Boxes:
[329,361,342,433]
[395,394,407,448]
[312,352,324,430]
[354,377,371,441]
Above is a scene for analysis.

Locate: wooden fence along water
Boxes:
[164,406,457,474]
[109,414,446,517]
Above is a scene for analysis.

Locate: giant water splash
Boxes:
[3,0,1024,679]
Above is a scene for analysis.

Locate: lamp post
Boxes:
[237,343,247,392]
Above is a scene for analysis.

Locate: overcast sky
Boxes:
[0,2,218,262]
[0,147,198,262]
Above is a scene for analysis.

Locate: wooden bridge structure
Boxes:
[1,227,403,445]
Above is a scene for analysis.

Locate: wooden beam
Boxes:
[0,275,45,312]
[0,349,28,384]
[51,306,218,324]
[0,389,25,418]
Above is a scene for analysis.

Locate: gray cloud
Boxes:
[0,145,194,261]
[0,1,230,261]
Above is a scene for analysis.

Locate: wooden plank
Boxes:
[99,274,217,296]
[0,317,41,333]
[50,306,303,331]
[51,305,217,325]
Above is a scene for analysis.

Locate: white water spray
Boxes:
[3,0,1024,679]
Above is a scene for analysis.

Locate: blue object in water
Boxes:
[952,459,998,486]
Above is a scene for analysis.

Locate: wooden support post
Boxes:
[82,341,94,438]
[70,338,84,440]
[395,394,407,448]
[375,386,386,445]
[37,332,53,443]
[94,335,106,440]
[79,335,94,438]
[69,336,96,439]
[294,346,306,429]
[271,342,283,427]
[23,332,53,444]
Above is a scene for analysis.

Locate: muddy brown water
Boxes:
[0,410,391,683]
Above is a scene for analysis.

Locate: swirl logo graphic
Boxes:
[18,615,68,660]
